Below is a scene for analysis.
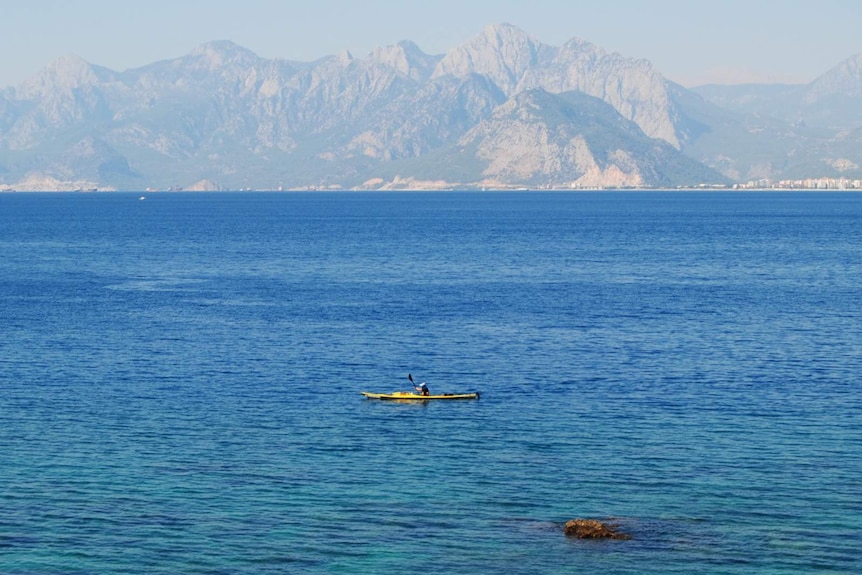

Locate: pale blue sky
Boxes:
[1,0,860,88]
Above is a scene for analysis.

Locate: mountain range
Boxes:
[1,23,860,191]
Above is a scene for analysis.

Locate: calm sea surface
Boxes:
[1,191,860,574]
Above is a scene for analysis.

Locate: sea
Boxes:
[1,191,860,574]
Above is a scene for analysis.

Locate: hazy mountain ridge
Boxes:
[686,51,862,182]
[694,52,862,130]
[0,24,860,190]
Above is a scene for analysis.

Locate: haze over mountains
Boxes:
[1,24,860,191]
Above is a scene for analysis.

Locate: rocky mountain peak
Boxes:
[17,55,109,98]
[329,49,354,67]
[367,40,439,81]
[482,22,538,45]
[807,52,862,99]
[428,23,679,147]
[556,36,608,63]
[432,23,553,94]
[187,40,262,70]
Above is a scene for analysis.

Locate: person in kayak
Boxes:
[415,381,430,396]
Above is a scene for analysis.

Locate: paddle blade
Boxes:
[408,373,414,383]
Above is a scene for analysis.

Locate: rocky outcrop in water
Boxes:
[564,519,631,540]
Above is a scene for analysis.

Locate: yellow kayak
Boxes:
[361,391,480,401]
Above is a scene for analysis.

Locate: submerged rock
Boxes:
[564,519,631,540]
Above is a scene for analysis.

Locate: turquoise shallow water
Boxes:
[1,191,860,574]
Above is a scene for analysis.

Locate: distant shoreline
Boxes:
[3,187,861,194]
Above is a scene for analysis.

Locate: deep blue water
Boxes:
[1,191,860,574]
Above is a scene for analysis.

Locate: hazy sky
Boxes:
[2,0,860,88]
